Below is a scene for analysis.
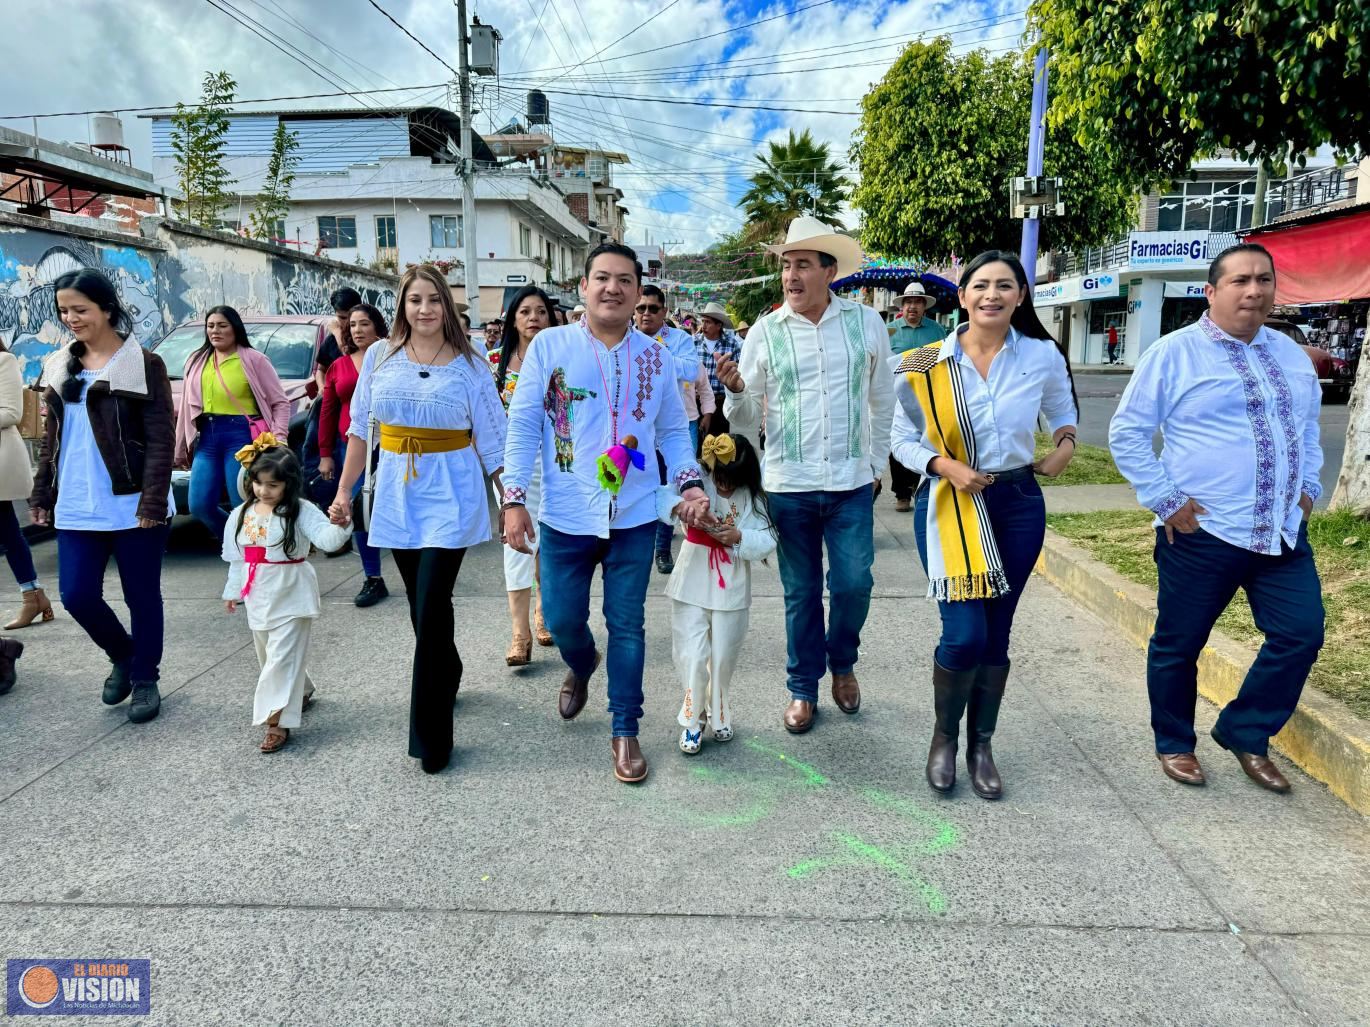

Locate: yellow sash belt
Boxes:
[379,424,471,482]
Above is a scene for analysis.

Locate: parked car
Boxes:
[151,315,327,514]
[1265,318,1354,403]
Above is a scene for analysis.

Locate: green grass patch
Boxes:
[1033,432,1126,487]
[1046,508,1370,718]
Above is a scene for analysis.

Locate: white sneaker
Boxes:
[679,727,703,755]
[712,724,734,743]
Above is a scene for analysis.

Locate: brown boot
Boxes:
[559,651,601,720]
[0,637,23,695]
[927,660,975,793]
[967,663,1009,800]
[831,671,861,714]
[505,589,533,667]
[5,588,53,630]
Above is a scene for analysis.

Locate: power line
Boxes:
[524,86,861,114]
[0,83,447,121]
[537,0,688,89]
[364,0,459,76]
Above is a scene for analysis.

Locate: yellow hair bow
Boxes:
[234,432,282,468]
[700,433,736,471]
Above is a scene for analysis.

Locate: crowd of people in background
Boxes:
[0,223,1324,798]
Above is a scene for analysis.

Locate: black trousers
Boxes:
[889,455,920,502]
[708,393,730,438]
[393,547,467,761]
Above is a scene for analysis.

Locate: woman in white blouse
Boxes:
[890,250,1077,801]
[329,265,507,775]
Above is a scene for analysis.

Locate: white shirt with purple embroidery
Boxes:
[1109,313,1323,556]
[502,318,702,538]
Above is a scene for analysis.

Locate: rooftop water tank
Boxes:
[527,90,550,127]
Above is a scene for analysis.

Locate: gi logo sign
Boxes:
[1128,232,1214,268]
[1081,273,1120,298]
[6,959,150,1016]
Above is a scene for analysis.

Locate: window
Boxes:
[317,216,357,248]
[1156,180,1254,233]
[375,215,398,249]
[561,246,569,277]
[519,223,532,256]
[429,214,462,248]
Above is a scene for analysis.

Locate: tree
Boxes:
[850,38,1136,261]
[247,123,300,243]
[739,129,852,243]
[1028,0,1370,195]
[170,71,237,229]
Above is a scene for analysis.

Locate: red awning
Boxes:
[1246,207,1370,304]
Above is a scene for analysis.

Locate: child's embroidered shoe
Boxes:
[712,724,733,743]
[679,727,703,755]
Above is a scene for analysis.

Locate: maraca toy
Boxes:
[597,434,645,495]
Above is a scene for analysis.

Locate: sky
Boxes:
[3,0,1026,253]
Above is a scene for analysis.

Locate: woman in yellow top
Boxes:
[173,306,291,538]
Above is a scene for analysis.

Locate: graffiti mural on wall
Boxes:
[0,230,162,383]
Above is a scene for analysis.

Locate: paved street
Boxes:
[1074,371,1350,507]
[1,506,1367,1025]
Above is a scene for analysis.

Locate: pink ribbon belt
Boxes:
[685,527,732,588]
[240,545,305,599]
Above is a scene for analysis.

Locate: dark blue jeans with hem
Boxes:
[538,519,656,736]
[189,414,253,539]
[769,484,875,703]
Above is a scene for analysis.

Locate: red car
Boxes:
[150,315,327,510]
[1265,318,1354,403]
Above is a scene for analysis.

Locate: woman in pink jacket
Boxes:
[174,306,290,538]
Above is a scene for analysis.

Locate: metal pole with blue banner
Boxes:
[1020,43,1049,282]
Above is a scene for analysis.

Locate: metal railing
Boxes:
[1266,165,1357,221]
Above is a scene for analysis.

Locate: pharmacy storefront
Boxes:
[1037,231,1232,366]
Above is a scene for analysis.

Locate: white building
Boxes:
[1039,151,1347,365]
[142,106,622,317]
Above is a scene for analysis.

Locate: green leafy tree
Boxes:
[170,71,237,229]
[1028,0,1370,194]
[850,38,1135,261]
[739,129,852,243]
[247,123,300,243]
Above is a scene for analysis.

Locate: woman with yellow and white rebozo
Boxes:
[891,250,1077,802]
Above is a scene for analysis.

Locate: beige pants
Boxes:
[251,618,314,729]
[672,599,749,733]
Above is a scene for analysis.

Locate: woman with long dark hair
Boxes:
[173,305,290,539]
[891,250,1077,800]
[317,302,390,607]
[490,285,554,664]
[328,265,506,774]
[0,337,52,630]
[31,269,176,723]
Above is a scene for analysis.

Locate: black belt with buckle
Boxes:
[984,465,1034,484]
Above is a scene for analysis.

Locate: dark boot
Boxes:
[0,637,23,695]
[927,660,975,793]
[967,663,1009,800]
[102,660,132,705]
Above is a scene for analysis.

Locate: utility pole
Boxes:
[456,0,481,324]
[1019,43,1049,282]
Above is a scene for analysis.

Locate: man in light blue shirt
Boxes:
[1110,243,1324,794]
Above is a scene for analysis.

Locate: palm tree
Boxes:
[739,129,852,243]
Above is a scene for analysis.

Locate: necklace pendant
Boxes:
[418,370,430,378]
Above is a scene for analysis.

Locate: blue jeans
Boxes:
[1149,523,1323,756]
[189,415,253,539]
[58,524,170,682]
[913,476,1045,672]
[538,520,656,736]
[769,485,876,702]
[0,502,38,586]
[333,441,383,578]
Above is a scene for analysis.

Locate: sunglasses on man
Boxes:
[635,303,663,314]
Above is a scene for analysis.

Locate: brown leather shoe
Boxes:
[831,672,861,714]
[611,736,648,783]
[783,699,816,734]
[1157,752,1206,786]
[559,651,601,720]
[1211,727,1290,793]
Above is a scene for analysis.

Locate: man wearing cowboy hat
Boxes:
[695,301,743,438]
[887,281,944,355]
[716,216,894,734]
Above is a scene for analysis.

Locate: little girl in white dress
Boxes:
[223,438,351,752]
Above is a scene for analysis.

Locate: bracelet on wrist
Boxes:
[680,478,705,493]
[1057,435,1077,449]
[500,501,525,511]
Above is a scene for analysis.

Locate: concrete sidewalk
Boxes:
[0,508,1366,1024]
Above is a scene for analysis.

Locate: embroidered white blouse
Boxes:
[653,324,702,385]
[890,326,1077,476]
[347,341,508,551]
[502,320,702,538]
[1109,314,1323,555]
[655,481,777,611]
[723,293,894,493]
[222,502,352,631]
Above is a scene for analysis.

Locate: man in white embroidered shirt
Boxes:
[717,216,894,734]
[502,242,710,785]
[1110,243,1324,794]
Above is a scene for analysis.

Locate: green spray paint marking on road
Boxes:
[743,738,829,787]
[862,788,959,855]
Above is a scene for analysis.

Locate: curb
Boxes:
[1035,529,1370,814]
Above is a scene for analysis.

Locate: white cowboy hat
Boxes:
[698,302,734,330]
[886,280,937,314]
[764,215,863,281]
